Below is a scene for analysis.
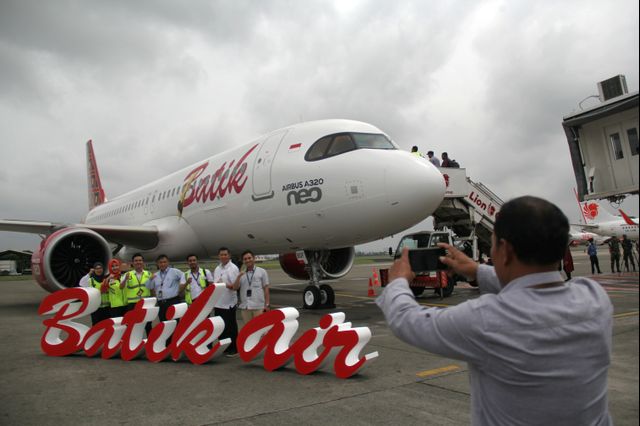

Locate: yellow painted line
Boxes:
[416,364,462,378]
[613,311,639,319]
[335,292,453,308]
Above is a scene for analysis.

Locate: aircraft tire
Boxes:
[319,284,335,309]
[410,286,425,296]
[303,285,321,309]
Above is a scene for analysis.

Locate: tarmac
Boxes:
[0,248,638,425]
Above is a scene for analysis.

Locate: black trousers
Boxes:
[611,253,621,273]
[590,255,601,274]
[125,303,153,337]
[110,306,127,319]
[623,252,636,271]
[90,306,111,325]
[158,297,181,322]
[214,306,238,353]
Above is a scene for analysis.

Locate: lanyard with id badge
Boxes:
[246,270,256,298]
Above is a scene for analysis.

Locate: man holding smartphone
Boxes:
[235,250,270,324]
[376,196,612,425]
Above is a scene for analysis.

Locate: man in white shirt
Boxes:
[212,247,240,357]
[235,250,270,324]
[377,196,612,426]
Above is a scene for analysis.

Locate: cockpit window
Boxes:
[305,132,397,161]
[306,136,333,161]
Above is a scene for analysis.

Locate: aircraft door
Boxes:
[252,129,288,201]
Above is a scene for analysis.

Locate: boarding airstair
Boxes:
[432,168,503,258]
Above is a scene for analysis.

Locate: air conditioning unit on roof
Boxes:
[597,75,628,102]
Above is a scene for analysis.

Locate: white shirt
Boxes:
[238,266,269,310]
[184,268,214,301]
[213,261,240,308]
[79,273,90,288]
[376,265,612,426]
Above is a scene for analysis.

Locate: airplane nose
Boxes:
[385,153,445,226]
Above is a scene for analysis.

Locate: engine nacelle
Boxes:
[279,247,355,281]
[31,228,112,292]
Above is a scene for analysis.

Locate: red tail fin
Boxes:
[86,140,106,210]
[619,209,638,226]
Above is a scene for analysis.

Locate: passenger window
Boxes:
[627,128,639,156]
[327,134,356,156]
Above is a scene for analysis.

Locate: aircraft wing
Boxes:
[570,223,599,230]
[0,219,159,250]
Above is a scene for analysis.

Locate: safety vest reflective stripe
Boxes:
[90,277,110,307]
[184,268,207,305]
[108,278,126,308]
[126,270,151,303]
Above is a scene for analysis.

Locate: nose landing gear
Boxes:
[302,251,336,309]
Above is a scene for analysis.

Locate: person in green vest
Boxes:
[79,262,110,325]
[182,254,213,305]
[107,261,127,318]
[119,253,153,335]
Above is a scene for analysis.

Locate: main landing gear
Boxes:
[302,251,335,310]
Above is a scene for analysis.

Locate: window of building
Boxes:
[610,133,624,160]
[627,128,639,156]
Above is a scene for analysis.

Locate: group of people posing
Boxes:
[79,247,268,357]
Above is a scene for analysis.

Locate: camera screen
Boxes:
[408,248,447,272]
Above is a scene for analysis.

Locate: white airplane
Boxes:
[0,119,445,308]
[568,226,608,246]
[574,199,639,240]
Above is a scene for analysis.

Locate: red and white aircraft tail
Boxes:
[86,140,106,210]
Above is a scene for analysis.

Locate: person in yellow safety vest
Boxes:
[79,262,110,325]
[410,145,423,158]
[182,254,213,305]
[119,253,153,336]
[107,261,127,318]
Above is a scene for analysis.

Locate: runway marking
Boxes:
[416,364,462,378]
[613,311,639,319]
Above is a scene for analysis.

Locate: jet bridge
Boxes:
[432,168,503,258]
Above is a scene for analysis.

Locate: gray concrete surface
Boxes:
[0,248,637,425]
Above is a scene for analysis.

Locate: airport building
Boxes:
[0,250,32,275]
[562,75,639,201]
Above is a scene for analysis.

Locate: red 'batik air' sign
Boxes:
[38,284,378,378]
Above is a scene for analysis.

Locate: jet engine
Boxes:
[279,247,355,281]
[31,228,112,292]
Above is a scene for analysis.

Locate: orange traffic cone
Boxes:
[373,268,380,287]
[367,278,376,297]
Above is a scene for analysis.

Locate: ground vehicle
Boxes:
[380,229,467,298]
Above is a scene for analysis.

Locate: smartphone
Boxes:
[408,248,447,272]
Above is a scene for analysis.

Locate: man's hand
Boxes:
[437,243,478,281]
[389,248,415,284]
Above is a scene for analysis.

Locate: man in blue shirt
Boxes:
[146,254,186,322]
[587,237,602,274]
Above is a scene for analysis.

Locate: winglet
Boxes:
[86,140,106,210]
[618,209,638,226]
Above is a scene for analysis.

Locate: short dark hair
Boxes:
[241,250,254,259]
[131,253,144,261]
[186,254,198,261]
[442,152,448,158]
[494,196,569,265]
[411,146,418,152]
[427,150,434,155]
[218,247,230,254]
[156,254,169,262]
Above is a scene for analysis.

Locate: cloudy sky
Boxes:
[1,0,638,253]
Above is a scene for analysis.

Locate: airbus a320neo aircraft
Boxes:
[0,119,445,308]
